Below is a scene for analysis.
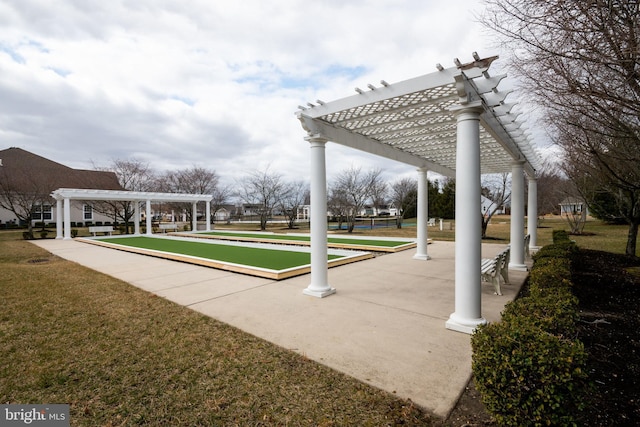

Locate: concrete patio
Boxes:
[33,238,528,419]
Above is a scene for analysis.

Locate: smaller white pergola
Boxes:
[296,53,542,333]
[50,188,213,240]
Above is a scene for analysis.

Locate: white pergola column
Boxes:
[509,160,527,271]
[63,198,71,240]
[527,176,539,250]
[192,202,198,232]
[134,202,141,235]
[145,200,152,235]
[55,198,63,239]
[413,167,430,260]
[446,104,487,334]
[205,201,211,231]
[304,135,336,298]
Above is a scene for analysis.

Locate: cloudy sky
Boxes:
[0,0,541,187]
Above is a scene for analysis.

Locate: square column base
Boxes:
[508,263,528,272]
[445,315,487,335]
[303,287,336,298]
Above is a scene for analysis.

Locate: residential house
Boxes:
[481,195,506,216]
[559,197,588,217]
[0,147,123,228]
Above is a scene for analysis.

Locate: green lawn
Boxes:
[99,236,342,270]
[197,230,413,248]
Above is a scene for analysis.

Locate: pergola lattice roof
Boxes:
[296,54,541,177]
[51,188,213,202]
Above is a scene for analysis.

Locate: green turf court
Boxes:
[179,230,417,252]
[80,236,373,280]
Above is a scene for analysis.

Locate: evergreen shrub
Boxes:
[472,321,587,426]
[471,240,587,426]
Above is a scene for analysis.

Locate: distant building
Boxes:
[0,147,123,227]
[559,197,588,217]
[481,195,506,215]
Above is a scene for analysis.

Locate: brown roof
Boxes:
[0,147,124,194]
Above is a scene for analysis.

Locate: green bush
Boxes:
[501,294,578,337]
[529,256,571,273]
[472,238,587,426]
[552,229,572,244]
[472,321,587,426]
[529,259,572,291]
[533,243,577,262]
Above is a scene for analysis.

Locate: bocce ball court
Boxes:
[78,235,374,280]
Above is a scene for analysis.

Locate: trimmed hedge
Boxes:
[500,293,578,337]
[471,234,588,426]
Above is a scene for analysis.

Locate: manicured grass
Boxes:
[199,231,412,248]
[0,231,436,425]
[99,236,342,270]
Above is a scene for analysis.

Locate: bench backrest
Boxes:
[89,226,113,231]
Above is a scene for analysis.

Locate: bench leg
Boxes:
[491,275,502,295]
[500,268,510,285]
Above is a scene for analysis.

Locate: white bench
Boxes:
[158,223,178,233]
[428,218,436,226]
[89,225,113,236]
[481,247,510,295]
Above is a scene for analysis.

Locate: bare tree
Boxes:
[481,173,511,239]
[0,167,51,238]
[369,178,389,215]
[93,159,155,234]
[278,181,309,229]
[237,168,286,230]
[535,163,569,216]
[210,183,232,224]
[330,167,384,233]
[327,188,350,231]
[390,178,417,229]
[480,0,640,255]
[164,166,221,224]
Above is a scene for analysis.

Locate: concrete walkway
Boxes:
[33,238,527,419]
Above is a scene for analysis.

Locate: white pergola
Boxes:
[296,53,541,334]
[51,188,213,240]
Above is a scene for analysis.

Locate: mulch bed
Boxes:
[444,249,640,426]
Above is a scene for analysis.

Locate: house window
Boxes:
[31,204,52,221]
[83,204,93,220]
[32,205,42,220]
[42,205,52,220]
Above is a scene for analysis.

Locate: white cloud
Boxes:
[0,0,542,190]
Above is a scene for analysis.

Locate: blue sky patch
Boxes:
[234,62,367,92]
[0,44,25,64]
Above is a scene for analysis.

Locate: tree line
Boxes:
[99,161,463,232]
[0,154,589,237]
